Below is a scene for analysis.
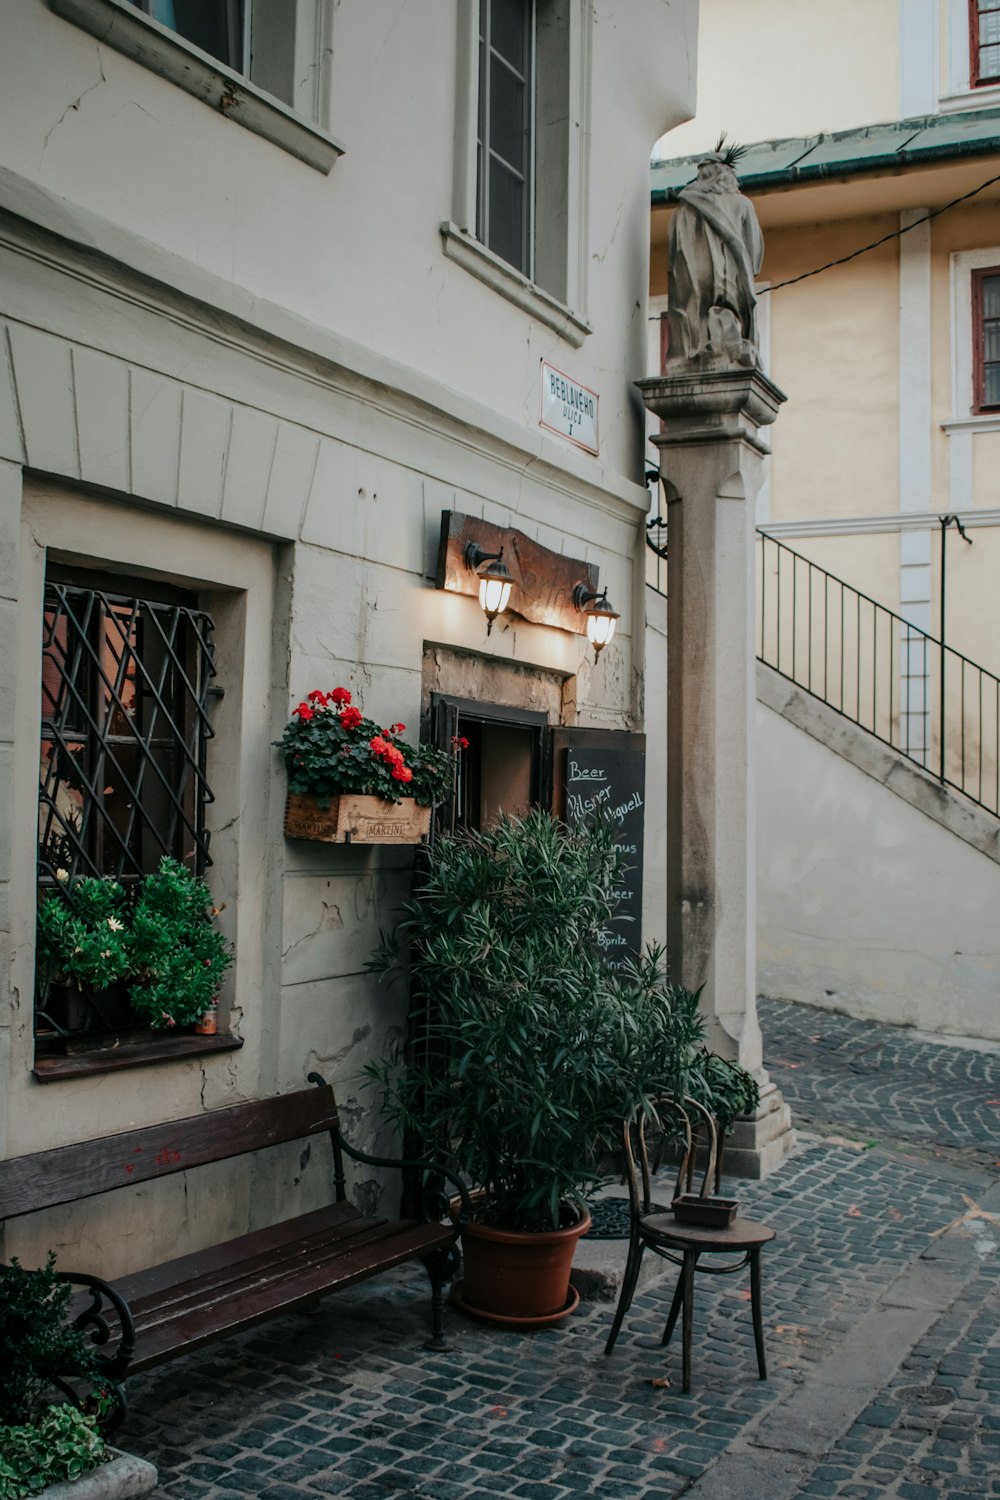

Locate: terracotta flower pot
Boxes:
[454,1208,591,1327]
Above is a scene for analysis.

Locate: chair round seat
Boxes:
[639,1215,775,1250]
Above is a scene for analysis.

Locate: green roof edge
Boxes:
[651,108,1000,203]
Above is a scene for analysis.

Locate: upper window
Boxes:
[973,267,1000,411]
[478,0,533,278]
[444,0,592,345]
[971,0,1000,85]
[128,0,246,74]
[51,0,342,173]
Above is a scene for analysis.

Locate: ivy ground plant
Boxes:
[277,687,458,808]
[368,810,711,1234]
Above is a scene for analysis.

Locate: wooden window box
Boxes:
[284,793,431,845]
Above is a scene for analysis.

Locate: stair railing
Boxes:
[756,530,1000,818]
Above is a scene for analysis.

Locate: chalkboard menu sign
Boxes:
[562,743,645,969]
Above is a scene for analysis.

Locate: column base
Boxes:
[722,1080,796,1180]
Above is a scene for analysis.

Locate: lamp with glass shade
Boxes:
[573,584,619,660]
[465,543,513,634]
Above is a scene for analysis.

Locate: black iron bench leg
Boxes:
[421,1246,456,1352]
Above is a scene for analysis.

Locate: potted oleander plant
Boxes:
[277,687,463,846]
[368,810,707,1327]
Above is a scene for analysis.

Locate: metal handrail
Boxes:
[644,523,1000,818]
[756,530,1000,818]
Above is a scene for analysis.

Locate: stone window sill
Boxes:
[938,85,1000,113]
[440,222,591,348]
[49,0,344,174]
[33,1031,243,1083]
[941,415,1000,434]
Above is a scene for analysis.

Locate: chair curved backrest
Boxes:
[620,1095,722,1225]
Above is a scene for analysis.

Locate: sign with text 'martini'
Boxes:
[540,361,599,454]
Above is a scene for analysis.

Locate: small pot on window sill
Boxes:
[193,1009,219,1036]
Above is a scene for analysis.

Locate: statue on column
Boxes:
[667,137,764,369]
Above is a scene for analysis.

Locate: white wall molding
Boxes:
[760,508,1000,539]
[944,0,973,95]
[899,0,940,116]
[899,209,933,514]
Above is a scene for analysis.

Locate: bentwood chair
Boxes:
[603,1097,775,1394]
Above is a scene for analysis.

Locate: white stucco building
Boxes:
[0,0,698,1271]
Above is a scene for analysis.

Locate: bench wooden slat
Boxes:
[0,1087,340,1219]
[120,1207,395,1325]
[112,1202,368,1307]
[127,1219,454,1371]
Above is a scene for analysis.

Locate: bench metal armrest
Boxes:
[307,1071,470,1225]
[334,1133,471,1225]
[55,1270,136,1435]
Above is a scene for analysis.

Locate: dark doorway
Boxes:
[430,695,550,835]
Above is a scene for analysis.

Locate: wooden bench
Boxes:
[0,1074,468,1429]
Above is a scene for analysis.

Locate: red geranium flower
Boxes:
[451,735,470,750]
[307,690,328,705]
[331,687,352,706]
[340,706,362,730]
[369,736,388,755]
[293,703,314,721]
[392,765,413,783]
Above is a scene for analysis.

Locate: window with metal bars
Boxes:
[973,267,1000,411]
[971,0,1000,84]
[37,570,218,1045]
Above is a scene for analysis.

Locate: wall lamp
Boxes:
[573,584,619,660]
[465,542,513,634]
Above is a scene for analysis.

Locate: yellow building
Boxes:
[649,0,1000,1038]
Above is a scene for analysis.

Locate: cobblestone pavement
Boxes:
[759,997,1000,1171]
[127,1003,1000,1498]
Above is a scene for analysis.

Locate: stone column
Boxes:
[641,366,794,1178]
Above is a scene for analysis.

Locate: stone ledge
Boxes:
[35,1451,157,1500]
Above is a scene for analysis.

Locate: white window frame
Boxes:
[948,247,1000,421]
[16,481,277,1078]
[941,0,1000,111]
[442,0,593,347]
[48,0,344,174]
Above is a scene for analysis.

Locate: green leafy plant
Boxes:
[35,876,130,992]
[276,686,461,807]
[128,858,232,1029]
[690,1048,761,1129]
[35,859,231,1031]
[0,1404,107,1499]
[0,1256,101,1429]
[367,810,708,1233]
